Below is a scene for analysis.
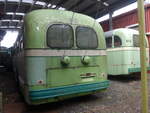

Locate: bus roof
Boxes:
[24,9,97,27]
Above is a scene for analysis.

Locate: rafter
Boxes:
[28,0,38,12]
[79,2,96,13]
[9,0,22,27]
[68,0,85,11]
[90,0,136,18]
[16,20,23,28]
[0,26,21,29]
[55,0,69,9]
[3,0,8,18]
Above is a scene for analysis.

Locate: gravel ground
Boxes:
[0,68,150,113]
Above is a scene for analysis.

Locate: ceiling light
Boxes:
[103,2,109,6]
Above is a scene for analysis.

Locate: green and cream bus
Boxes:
[12,9,109,105]
[105,28,149,75]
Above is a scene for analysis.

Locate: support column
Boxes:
[109,11,113,30]
[0,92,2,113]
[137,0,148,113]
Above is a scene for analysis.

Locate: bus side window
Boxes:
[21,41,23,51]
[19,41,21,52]
[114,36,122,47]
[13,47,15,55]
[106,37,112,48]
[15,43,17,54]
[16,41,19,53]
[20,36,23,51]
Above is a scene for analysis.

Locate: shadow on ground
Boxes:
[108,73,141,83]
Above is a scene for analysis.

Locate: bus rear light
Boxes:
[101,73,107,79]
[81,56,91,65]
[61,56,70,65]
[37,80,43,84]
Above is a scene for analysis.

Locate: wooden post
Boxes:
[137,0,149,113]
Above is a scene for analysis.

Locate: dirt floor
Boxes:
[1,67,150,113]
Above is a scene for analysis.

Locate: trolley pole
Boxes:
[137,0,149,113]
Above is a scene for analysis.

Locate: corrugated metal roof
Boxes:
[0,0,136,30]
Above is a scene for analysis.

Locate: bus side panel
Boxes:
[26,57,47,86]
[107,48,149,75]
[126,48,149,73]
[107,50,127,75]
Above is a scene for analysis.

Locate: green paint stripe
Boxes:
[29,81,109,100]
[128,67,150,73]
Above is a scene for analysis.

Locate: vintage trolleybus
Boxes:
[13,9,109,105]
[105,28,149,75]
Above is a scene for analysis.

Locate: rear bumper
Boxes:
[128,67,150,73]
[29,80,109,100]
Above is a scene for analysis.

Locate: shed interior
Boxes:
[0,0,136,30]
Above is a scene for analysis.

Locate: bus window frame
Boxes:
[113,35,122,48]
[46,24,74,49]
[76,26,98,49]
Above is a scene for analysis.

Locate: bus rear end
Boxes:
[23,10,109,105]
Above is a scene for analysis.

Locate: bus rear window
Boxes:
[76,26,98,49]
[133,34,148,47]
[133,35,140,47]
[47,24,73,49]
